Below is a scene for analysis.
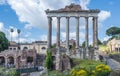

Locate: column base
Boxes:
[94,48,99,61]
[55,54,62,71]
[56,47,60,55]
[86,48,89,59]
[79,48,84,59]
[66,50,70,56]
[75,48,81,59]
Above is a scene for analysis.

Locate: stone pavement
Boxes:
[106,58,120,76]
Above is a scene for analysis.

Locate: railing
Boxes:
[16,67,38,73]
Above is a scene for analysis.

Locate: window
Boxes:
[41,47,46,50]
[23,47,28,50]
[13,48,16,50]
[115,48,119,52]
[8,57,14,64]
[9,48,12,50]
[115,48,118,51]
[27,57,33,63]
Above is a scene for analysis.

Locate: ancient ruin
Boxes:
[45,3,100,70]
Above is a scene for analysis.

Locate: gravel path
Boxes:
[106,58,120,76]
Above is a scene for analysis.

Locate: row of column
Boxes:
[47,16,98,53]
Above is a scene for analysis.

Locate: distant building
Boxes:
[0,42,37,69]
[20,41,47,54]
[8,41,19,51]
[0,40,47,69]
[107,38,120,53]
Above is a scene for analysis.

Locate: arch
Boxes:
[0,56,5,65]
[27,56,33,63]
[41,47,46,50]
[23,47,28,50]
[8,56,14,64]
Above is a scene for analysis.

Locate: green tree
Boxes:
[82,39,102,47]
[82,41,85,48]
[106,26,120,36]
[0,67,20,76]
[45,49,53,70]
[98,39,102,45]
[118,34,120,39]
[0,31,9,52]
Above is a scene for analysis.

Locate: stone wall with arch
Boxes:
[0,49,37,69]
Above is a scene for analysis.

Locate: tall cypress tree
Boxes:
[45,49,53,70]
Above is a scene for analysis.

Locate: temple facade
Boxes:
[45,4,100,70]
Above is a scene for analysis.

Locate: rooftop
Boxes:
[59,3,82,11]
[46,3,100,13]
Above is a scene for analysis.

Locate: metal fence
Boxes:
[16,67,38,73]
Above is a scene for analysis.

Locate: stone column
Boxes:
[47,17,52,49]
[93,17,98,47]
[5,57,8,67]
[94,17,98,48]
[93,17,99,60]
[76,17,79,48]
[66,17,70,55]
[93,17,95,47]
[56,17,61,54]
[85,17,89,58]
[14,57,17,68]
[85,17,89,48]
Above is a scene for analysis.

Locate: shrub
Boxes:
[0,67,20,76]
[95,64,111,76]
[71,68,87,76]
[70,62,111,76]
[45,49,53,70]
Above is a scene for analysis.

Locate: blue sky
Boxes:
[0,0,119,45]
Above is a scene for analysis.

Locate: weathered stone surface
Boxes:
[59,3,82,11]
[56,54,71,71]
[0,49,37,69]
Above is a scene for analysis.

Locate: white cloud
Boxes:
[40,35,47,41]
[7,0,75,29]
[98,10,111,22]
[102,36,111,42]
[7,0,92,30]
[0,0,6,5]
[40,34,56,44]
[80,0,90,10]
[0,22,9,38]
[19,38,27,43]
[61,31,85,40]
[4,0,111,43]
[18,37,35,43]
[24,32,31,37]
[0,22,4,31]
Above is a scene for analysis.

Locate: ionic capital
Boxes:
[75,16,79,19]
[93,16,98,20]
[47,16,52,21]
[66,17,70,19]
[85,16,89,20]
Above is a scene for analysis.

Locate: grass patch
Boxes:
[42,70,70,76]
[72,59,103,73]
[43,59,104,76]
